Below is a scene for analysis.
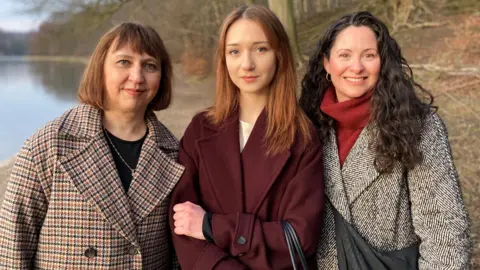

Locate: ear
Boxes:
[323,55,330,74]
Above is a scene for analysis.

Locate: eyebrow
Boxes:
[226,41,269,47]
[114,54,158,63]
[335,48,377,53]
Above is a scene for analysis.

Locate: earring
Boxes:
[325,73,331,82]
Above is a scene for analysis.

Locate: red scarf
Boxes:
[320,86,373,166]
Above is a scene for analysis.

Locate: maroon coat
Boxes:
[170,110,325,269]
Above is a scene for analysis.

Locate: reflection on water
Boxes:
[28,61,84,103]
[0,60,84,161]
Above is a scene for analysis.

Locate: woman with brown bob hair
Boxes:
[170,5,325,269]
[0,22,184,269]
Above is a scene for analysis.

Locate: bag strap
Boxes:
[283,222,298,269]
[283,221,309,270]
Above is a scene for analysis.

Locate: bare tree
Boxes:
[267,0,305,67]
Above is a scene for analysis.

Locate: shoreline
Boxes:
[0,55,88,64]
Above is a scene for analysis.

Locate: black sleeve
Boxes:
[202,212,215,243]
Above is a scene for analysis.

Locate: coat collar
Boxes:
[324,126,380,221]
[58,104,179,151]
[196,109,290,213]
[58,104,184,245]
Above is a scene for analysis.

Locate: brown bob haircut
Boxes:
[78,22,173,111]
[208,5,311,155]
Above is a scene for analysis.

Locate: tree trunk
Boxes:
[390,0,415,33]
[304,0,314,19]
[295,0,304,22]
[267,0,303,65]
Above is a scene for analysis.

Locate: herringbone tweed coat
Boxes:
[0,104,184,269]
[316,112,472,269]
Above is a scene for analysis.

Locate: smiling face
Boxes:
[103,41,161,114]
[323,26,381,102]
[225,19,277,98]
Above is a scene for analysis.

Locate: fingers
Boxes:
[173,211,185,221]
[172,201,205,238]
[173,203,185,212]
[173,210,190,236]
[173,202,197,213]
[174,225,187,235]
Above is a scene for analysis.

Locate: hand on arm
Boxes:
[173,201,206,240]
[170,117,248,270]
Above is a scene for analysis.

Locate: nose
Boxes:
[350,57,365,73]
[240,52,255,71]
[129,63,145,84]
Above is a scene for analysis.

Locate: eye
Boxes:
[229,49,239,55]
[117,59,130,66]
[364,53,376,59]
[255,47,268,53]
[144,63,158,71]
[339,53,350,59]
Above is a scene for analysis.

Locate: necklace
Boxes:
[103,128,136,175]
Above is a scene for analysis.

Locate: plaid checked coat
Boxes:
[0,104,185,269]
[316,112,472,269]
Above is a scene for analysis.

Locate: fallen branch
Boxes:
[404,21,446,28]
[410,64,480,76]
[391,21,446,35]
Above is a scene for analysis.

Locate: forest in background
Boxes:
[10,0,479,75]
[0,30,29,55]
[1,0,479,267]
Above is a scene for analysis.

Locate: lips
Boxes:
[344,76,367,83]
[123,88,146,96]
[241,76,259,83]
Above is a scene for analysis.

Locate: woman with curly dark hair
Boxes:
[300,11,471,270]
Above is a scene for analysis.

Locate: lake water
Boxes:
[0,59,84,161]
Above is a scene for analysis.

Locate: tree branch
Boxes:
[410,64,480,76]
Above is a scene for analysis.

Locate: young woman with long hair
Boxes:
[170,5,325,270]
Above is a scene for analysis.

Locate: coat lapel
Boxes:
[196,112,244,213]
[324,129,352,222]
[196,110,291,214]
[127,113,185,225]
[240,111,290,213]
[59,105,137,244]
[341,127,380,204]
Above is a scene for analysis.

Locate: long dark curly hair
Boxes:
[299,11,435,173]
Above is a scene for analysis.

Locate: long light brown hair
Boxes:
[78,22,173,112]
[208,5,312,155]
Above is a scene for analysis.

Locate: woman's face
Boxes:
[323,26,380,102]
[225,19,277,97]
[103,42,161,114]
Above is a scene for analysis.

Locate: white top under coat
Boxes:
[239,120,254,152]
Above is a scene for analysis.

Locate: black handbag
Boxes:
[332,206,419,270]
[283,221,309,270]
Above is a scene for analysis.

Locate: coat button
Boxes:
[84,247,97,258]
[128,245,140,255]
[236,236,247,245]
